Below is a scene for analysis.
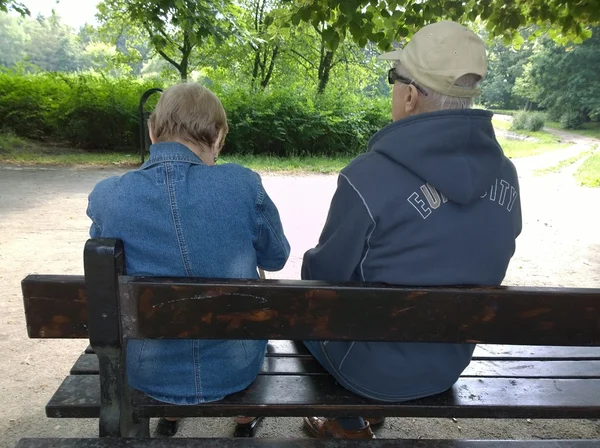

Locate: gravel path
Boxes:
[1,139,600,445]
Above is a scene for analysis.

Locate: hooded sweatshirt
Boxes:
[301,109,522,401]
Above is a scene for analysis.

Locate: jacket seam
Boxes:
[87,200,103,234]
[256,181,289,259]
[339,173,376,282]
[338,341,356,371]
[165,162,193,276]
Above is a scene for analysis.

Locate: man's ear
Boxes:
[404,84,419,116]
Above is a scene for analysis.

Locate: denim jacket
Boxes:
[87,142,290,404]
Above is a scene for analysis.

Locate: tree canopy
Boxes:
[284,0,599,51]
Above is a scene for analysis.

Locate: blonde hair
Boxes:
[149,83,228,151]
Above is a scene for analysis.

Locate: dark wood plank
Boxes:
[46,374,600,419]
[70,354,328,376]
[22,275,87,338]
[267,340,311,357]
[69,354,600,379]
[81,342,600,360]
[473,345,600,360]
[120,277,600,345]
[463,360,600,378]
[47,376,100,418]
[15,438,600,448]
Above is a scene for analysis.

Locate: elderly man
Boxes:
[301,21,522,439]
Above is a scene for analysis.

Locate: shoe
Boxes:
[156,418,180,437]
[303,417,375,439]
[234,417,264,437]
[364,417,386,427]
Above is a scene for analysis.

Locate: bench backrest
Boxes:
[23,238,600,346]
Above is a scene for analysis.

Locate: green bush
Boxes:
[511,111,545,132]
[560,111,585,130]
[0,71,391,156]
[0,71,162,151]
[545,108,563,122]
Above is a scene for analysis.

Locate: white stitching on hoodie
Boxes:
[339,173,376,282]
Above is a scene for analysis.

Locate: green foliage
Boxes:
[0,0,28,16]
[479,33,533,110]
[97,0,239,80]
[519,31,600,122]
[511,111,545,132]
[0,71,391,156]
[286,0,599,51]
[0,71,163,150]
[560,111,586,130]
[219,87,389,156]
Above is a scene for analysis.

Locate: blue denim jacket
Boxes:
[87,142,290,404]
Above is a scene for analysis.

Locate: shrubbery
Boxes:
[0,71,391,156]
[559,111,585,130]
[511,111,546,132]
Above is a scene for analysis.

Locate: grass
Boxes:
[491,119,569,158]
[546,121,600,140]
[489,109,518,117]
[220,155,351,173]
[0,133,351,173]
[0,127,573,172]
[535,149,594,176]
[575,148,600,187]
[498,137,569,158]
[0,133,140,166]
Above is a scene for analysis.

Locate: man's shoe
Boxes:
[303,417,375,439]
[364,417,386,427]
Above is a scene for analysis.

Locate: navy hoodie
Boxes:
[302,109,522,401]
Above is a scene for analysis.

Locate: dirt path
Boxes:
[1,146,600,445]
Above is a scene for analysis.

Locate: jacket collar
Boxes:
[141,142,204,169]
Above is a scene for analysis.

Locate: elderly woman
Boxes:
[301,21,522,439]
[86,83,290,436]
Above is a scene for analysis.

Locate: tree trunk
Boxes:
[317,50,334,94]
[261,46,279,89]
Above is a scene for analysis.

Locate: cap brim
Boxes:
[377,50,403,61]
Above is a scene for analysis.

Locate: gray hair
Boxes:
[395,63,481,111]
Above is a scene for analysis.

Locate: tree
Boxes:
[479,34,533,110]
[97,0,238,80]
[246,0,281,89]
[515,30,600,125]
[0,0,29,16]
[0,11,87,73]
[284,0,600,51]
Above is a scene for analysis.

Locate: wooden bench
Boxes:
[20,238,600,446]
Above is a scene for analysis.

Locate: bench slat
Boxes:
[83,342,600,361]
[120,278,600,345]
[69,353,600,379]
[15,438,600,448]
[25,275,600,345]
[473,345,600,360]
[46,374,600,419]
[22,275,87,339]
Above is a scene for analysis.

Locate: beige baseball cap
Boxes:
[378,21,487,98]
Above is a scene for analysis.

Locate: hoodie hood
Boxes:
[369,109,504,205]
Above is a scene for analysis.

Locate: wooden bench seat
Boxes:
[52,340,600,420]
[15,438,600,448]
[21,238,600,444]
